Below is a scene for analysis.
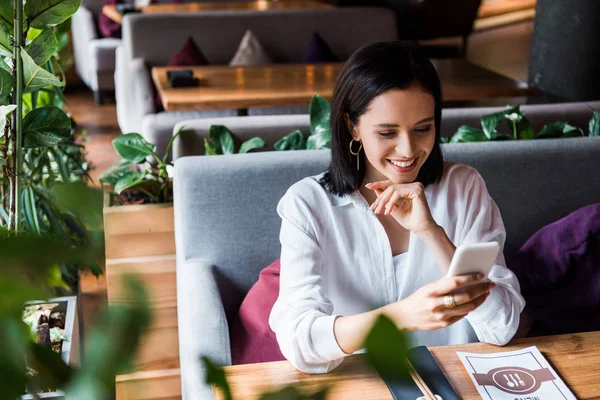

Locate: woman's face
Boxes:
[350,85,436,185]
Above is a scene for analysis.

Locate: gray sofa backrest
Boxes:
[171,101,600,160]
[174,137,600,317]
[122,7,397,66]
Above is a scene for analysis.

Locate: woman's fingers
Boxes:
[371,186,395,213]
[365,180,392,190]
[384,192,404,215]
[429,273,485,296]
[445,291,490,318]
[451,281,495,306]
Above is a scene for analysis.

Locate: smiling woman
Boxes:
[269,41,525,374]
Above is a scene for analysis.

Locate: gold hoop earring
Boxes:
[349,138,363,170]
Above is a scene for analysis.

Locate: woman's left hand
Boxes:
[366,180,438,235]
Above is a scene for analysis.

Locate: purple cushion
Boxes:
[154,37,208,111]
[230,259,285,365]
[509,203,600,336]
[302,32,339,63]
[98,0,123,39]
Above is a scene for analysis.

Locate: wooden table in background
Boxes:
[103,0,333,24]
[213,331,600,400]
[151,60,536,112]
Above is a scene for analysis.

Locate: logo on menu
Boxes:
[473,366,555,395]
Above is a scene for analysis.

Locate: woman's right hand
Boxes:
[382,273,495,331]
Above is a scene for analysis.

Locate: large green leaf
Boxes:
[25,0,82,29]
[48,183,104,233]
[65,276,151,399]
[114,171,146,194]
[309,94,330,136]
[480,105,520,140]
[449,125,488,143]
[274,130,307,151]
[0,0,13,29]
[112,133,157,164]
[22,48,64,93]
[0,22,11,57]
[536,122,583,139]
[589,110,600,137]
[202,357,233,400]
[363,315,410,380]
[209,125,235,155]
[27,29,58,66]
[239,137,266,154]
[23,106,71,148]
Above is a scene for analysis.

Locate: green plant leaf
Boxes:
[22,47,65,93]
[274,130,307,151]
[204,138,217,155]
[480,105,520,139]
[589,109,600,137]
[449,125,488,143]
[536,122,584,139]
[114,171,146,194]
[28,341,74,390]
[23,187,41,234]
[209,125,235,155]
[99,159,132,185]
[0,104,16,133]
[27,28,58,66]
[0,21,11,57]
[55,16,72,33]
[47,182,104,232]
[259,386,328,400]
[515,115,534,140]
[25,0,82,29]
[306,126,330,150]
[112,133,156,164]
[309,94,330,136]
[363,314,410,380]
[202,357,233,400]
[0,0,13,29]
[65,276,151,399]
[163,125,186,163]
[23,106,71,148]
[239,137,266,154]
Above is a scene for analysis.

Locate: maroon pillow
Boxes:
[230,259,285,365]
[98,0,123,38]
[154,37,208,111]
[302,32,340,63]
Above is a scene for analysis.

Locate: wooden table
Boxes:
[213,331,600,399]
[103,0,333,24]
[151,60,536,112]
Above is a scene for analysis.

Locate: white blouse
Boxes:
[269,162,525,374]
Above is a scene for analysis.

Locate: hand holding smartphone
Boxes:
[446,242,500,292]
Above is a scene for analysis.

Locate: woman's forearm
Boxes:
[417,224,456,273]
[333,308,387,354]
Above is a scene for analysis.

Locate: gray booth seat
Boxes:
[174,137,600,399]
[115,7,397,156]
[72,0,121,103]
[171,101,600,161]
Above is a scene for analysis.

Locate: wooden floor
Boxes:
[73,19,534,355]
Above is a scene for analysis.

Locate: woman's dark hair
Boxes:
[320,41,444,196]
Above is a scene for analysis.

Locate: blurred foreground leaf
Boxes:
[363,315,410,380]
[259,386,328,400]
[203,356,233,400]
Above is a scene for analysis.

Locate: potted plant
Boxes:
[442,105,600,143]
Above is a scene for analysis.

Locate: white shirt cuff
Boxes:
[466,285,505,325]
[309,314,348,362]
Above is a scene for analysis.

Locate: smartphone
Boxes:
[446,242,501,281]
